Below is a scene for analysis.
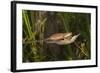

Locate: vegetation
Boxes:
[22,10,91,62]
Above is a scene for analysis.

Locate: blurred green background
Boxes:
[22,10,91,62]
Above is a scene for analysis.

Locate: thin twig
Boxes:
[74,42,88,57]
